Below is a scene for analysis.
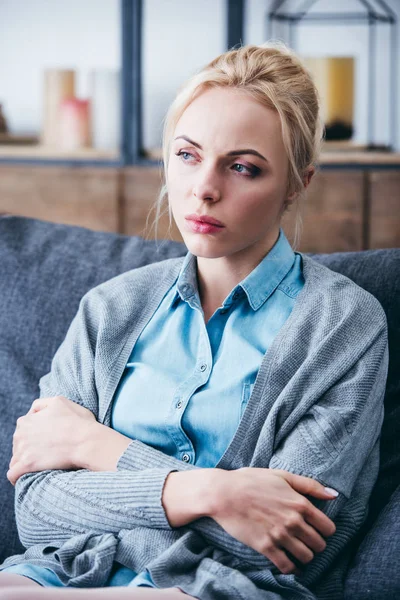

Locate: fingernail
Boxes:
[324,487,339,497]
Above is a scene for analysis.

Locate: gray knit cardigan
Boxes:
[0,254,389,600]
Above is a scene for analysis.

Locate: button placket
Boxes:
[169,304,212,465]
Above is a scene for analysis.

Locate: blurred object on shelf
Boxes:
[144,147,162,161]
[304,57,354,142]
[59,98,91,150]
[268,2,397,151]
[90,69,120,152]
[0,134,39,145]
[42,69,75,147]
[0,104,9,133]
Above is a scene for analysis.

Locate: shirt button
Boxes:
[181,283,192,294]
[176,400,183,409]
[220,308,228,314]
[200,363,207,372]
[233,290,241,300]
[182,453,190,463]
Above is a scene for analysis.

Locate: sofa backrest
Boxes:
[0,216,398,570]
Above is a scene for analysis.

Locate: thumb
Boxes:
[277,470,339,500]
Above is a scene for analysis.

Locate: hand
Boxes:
[209,467,337,575]
[7,395,96,485]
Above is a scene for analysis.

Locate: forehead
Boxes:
[174,87,284,155]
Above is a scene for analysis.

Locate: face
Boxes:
[167,86,293,267]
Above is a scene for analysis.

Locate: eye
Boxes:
[232,163,260,178]
[175,150,195,162]
[232,163,250,174]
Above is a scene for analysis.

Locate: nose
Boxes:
[192,163,221,202]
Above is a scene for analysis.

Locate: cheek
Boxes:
[232,188,284,229]
[167,161,187,197]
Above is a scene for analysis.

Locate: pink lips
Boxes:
[185,214,225,235]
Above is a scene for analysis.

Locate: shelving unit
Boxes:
[0,0,398,251]
[0,0,244,168]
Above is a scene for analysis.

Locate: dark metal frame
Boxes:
[266,0,398,151]
[228,0,245,49]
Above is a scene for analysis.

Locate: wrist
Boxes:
[205,468,231,519]
[75,421,132,471]
[162,468,223,527]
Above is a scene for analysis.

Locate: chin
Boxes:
[182,236,228,260]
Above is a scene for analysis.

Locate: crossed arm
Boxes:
[8,394,338,574]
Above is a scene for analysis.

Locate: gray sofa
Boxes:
[0,215,399,599]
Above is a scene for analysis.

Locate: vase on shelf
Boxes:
[89,69,120,152]
[42,69,75,147]
[303,57,355,142]
[59,98,91,150]
[0,104,9,134]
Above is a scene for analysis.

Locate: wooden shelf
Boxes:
[320,150,400,165]
[0,144,119,160]
[145,146,400,167]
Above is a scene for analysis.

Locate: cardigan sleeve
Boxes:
[13,290,180,548]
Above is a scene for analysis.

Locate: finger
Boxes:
[280,533,315,565]
[284,472,339,501]
[6,465,21,486]
[28,399,48,414]
[303,504,336,538]
[9,455,17,468]
[295,520,327,554]
[264,544,297,575]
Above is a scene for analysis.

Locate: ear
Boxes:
[285,166,316,208]
[304,166,315,190]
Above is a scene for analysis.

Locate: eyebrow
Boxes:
[174,135,268,163]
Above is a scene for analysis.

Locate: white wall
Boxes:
[0,0,120,135]
[0,0,399,149]
[142,0,226,149]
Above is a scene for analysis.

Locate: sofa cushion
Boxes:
[343,484,400,599]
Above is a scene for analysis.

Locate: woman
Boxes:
[0,43,388,600]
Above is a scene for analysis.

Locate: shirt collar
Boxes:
[166,228,295,312]
[166,251,198,310]
[239,228,295,310]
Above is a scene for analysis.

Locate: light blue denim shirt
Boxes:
[111,228,304,470]
[5,228,304,589]
[110,228,304,587]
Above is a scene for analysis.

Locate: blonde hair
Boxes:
[147,41,324,250]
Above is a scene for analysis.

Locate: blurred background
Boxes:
[0,0,399,252]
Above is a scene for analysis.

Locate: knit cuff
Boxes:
[117,439,196,472]
[117,442,178,530]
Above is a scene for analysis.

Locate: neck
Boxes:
[196,230,280,310]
